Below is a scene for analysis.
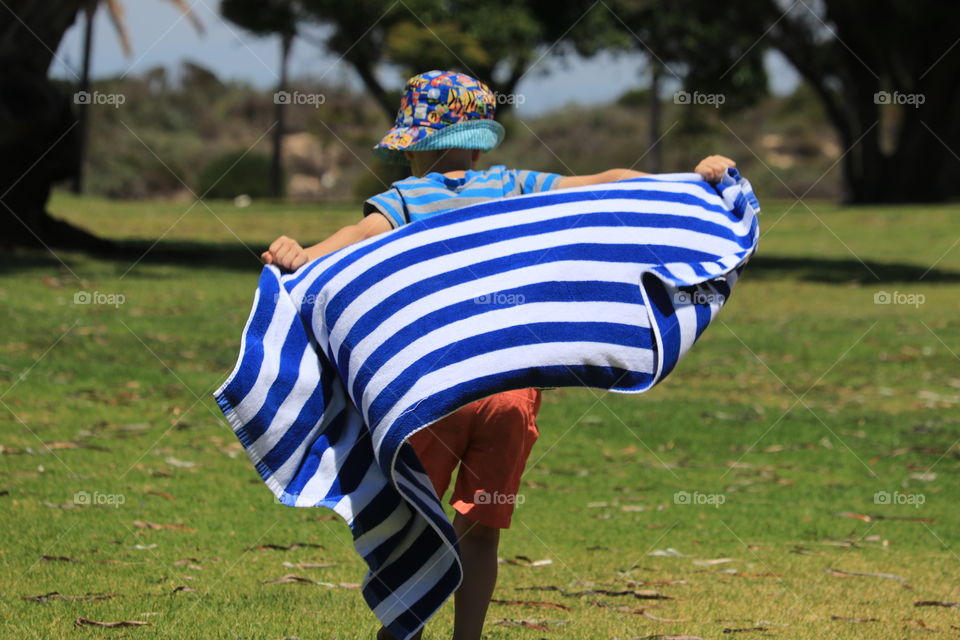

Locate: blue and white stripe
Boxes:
[214,169,760,640]
[365,165,561,228]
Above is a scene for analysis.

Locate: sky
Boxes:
[51,0,801,117]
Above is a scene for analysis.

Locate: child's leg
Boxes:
[376,625,421,640]
[452,512,500,640]
[445,389,541,639]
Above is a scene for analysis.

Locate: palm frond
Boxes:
[103,0,132,56]
[102,0,204,58]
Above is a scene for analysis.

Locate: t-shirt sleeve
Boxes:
[512,169,562,195]
[364,188,406,228]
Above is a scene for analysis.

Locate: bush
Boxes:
[195,150,278,199]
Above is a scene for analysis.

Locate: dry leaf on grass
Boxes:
[648,548,686,557]
[915,601,960,609]
[722,627,770,634]
[825,567,906,582]
[587,600,644,614]
[501,555,552,567]
[308,514,339,522]
[565,588,671,600]
[42,501,76,509]
[831,615,879,623]
[43,441,82,450]
[171,586,196,593]
[146,491,175,501]
[490,599,570,610]
[790,546,826,555]
[250,542,324,551]
[281,561,336,569]
[172,557,201,566]
[835,511,935,524]
[74,618,151,628]
[133,520,196,533]
[491,618,568,631]
[692,558,734,566]
[40,555,77,562]
[164,456,196,468]
[626,580,688,587]
[23,592,118,602]
[262,574,317,585]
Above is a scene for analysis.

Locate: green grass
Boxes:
[1,191,959,639]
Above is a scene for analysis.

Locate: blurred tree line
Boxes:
[37,60,838,205]
[1,0,958,249]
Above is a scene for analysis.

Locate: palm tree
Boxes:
[72,0,204,193]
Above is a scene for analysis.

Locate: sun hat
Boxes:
[373,70,505,164]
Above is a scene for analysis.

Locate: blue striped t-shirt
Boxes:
[363,165,562,228]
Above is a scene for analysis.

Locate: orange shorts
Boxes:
[408,389,541,529]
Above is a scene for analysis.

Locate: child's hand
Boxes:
[694,155,736,183]
[261,235,309,271]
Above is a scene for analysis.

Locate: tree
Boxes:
[275,0,618,120]
[221,0,301,198]
[759,0,960,202]
[609,0,960,203]
[0,0,201,248]
[0,0,99,248]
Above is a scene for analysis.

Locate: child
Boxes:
[262,70,735,640]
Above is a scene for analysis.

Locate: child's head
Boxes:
[373,70,503,175]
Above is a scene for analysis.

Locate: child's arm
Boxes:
[557,169,648,189]
[261,212,393,271]
[556,155,736,189]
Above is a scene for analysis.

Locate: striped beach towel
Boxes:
[214,169,760,639]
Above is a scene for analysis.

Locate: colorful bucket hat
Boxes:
[373,70,505,164]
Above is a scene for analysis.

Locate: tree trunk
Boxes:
[647,61,663,173]
[0,0,111,250]
[270,32,292,199]
[71,0,97,194]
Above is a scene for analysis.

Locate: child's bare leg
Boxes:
[376,625,422,640]
[452,512,500,640]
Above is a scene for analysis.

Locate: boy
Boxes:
[262,70,734,640]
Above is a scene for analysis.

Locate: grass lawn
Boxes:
[1,190,959,639]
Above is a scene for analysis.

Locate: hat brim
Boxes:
[373,119,505,164]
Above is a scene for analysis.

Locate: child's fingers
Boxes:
[261,251,273,264]
[269,236,288,254]
[275,244,294,265]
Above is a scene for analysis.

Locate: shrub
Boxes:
[195,150,278,199]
